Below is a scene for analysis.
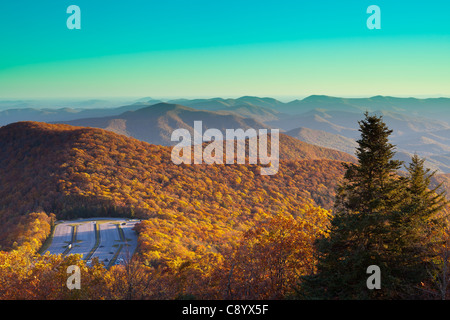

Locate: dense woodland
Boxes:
[0,120,449,299]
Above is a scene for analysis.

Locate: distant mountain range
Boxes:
[166,96,285,111]
[59,103,270,146]
[0,103,146,126]
[167,95,450,123]
[1,95,450,173]
[286,127,358,155]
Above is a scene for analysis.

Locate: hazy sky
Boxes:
[0,0,449,99]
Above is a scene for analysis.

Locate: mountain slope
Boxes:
[167,96,284,111]
[397,136,450,155]
[394,151,450,174]
[0,121,447,276]
[216,104,285,122]
[0,121,353,252]
[275,95,450,121]
[59,103,356,163]
[60,103,270,146]
[267,108,450,173]
[286,127,357,155]
[0,103,151,126]
[267,109,360,137]
[277,133,356,162]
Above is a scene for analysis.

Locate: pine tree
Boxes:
[299,113,406,299]
[388,154,448,297]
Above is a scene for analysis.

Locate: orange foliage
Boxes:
[0,121,348,299]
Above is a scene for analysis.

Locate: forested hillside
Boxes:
[0,121,348,252]
[1,120,448,300]
[0,121,353,299]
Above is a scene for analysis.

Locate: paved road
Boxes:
[116,220,140,263]
[43,218,140,267]
[95,222,122,265]
[45,223,74,255]
[69,221,96,259]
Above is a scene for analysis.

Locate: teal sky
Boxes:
[0,0,449,99]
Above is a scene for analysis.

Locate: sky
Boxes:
[0,0,449,99]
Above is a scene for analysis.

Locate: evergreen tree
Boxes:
[299,114,449,299]
[388,154,448,297]
[299,113,406,299]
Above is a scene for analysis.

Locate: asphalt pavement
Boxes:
[43,218,140,267]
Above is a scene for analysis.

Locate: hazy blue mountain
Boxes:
[428,153,450,172]
[167,98,237,111]
[1,95,450,173]
[281,95,365,114]
[285,127,358,155]
[268,109,449,137]
[0,98,134,111]
[394,151,450,174]
[271,95,450,121]
[216,104,288,122]
[167,96,285,111]
[267,109,361,137]
[396,136,450,156]
[0,103,153,126]
[58,103,270,146]
[267,106,450,173]
[234,96,285,109]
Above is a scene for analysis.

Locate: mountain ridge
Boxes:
[2,95,450,172]
[58,103,271,146]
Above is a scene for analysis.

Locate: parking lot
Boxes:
[43,218,140,267]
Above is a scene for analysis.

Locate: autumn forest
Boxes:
[0,113,449,300]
